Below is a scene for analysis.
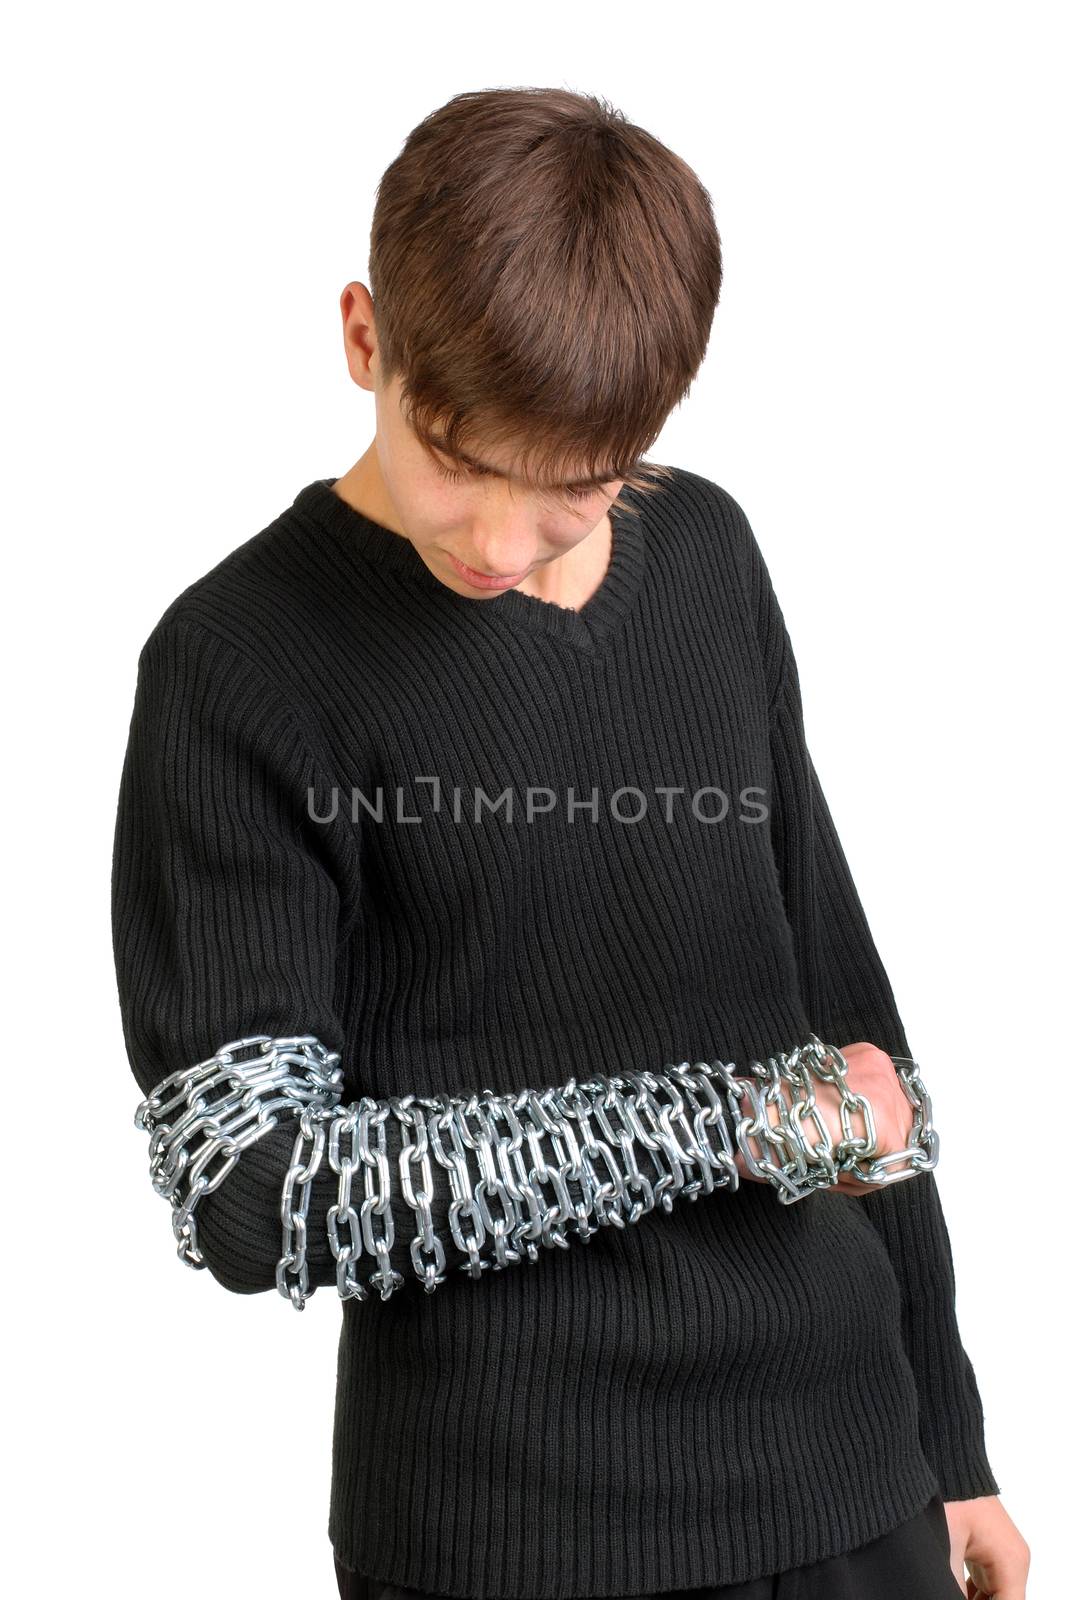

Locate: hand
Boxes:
[813,1040,916,1198]
[736,1040,914,1196]
[944,1493,1030,1598]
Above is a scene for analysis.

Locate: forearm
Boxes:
[147,1044,745,1303]
[156,1030,938,1302]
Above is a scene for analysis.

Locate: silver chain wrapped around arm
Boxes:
[319,1059,741,1307]
[133,1031,938,1310]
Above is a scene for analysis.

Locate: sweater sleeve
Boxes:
[111,615,359,1296]
[731,495,1000,1503]
[112,617,704,1301]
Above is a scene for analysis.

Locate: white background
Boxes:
[4,3,1062,1596]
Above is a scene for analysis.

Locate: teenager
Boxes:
[112,86,1027,1600]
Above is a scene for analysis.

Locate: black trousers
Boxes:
[334,1492,960,1600]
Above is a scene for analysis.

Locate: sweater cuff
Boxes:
[859,1171,1000,1503]
[905,1285,1000,1501]
[910,1323,1000,1501]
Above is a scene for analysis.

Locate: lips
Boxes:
[445,551,530,591]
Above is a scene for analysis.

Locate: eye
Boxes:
[431,453,598,505]
[431,457,500,489]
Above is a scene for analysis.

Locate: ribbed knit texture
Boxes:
[112,468,998,1600]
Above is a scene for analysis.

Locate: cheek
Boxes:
[403,468,472,530]
[544,504,602,547]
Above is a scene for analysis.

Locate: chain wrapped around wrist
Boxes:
[716,1034,939,1204]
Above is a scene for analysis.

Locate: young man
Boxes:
[112,88,1027,1600]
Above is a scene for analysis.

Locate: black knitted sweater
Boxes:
[111,468,998,1599]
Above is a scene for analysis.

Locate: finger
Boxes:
[951,1552,968,1594]
[971,1555,1027,1600]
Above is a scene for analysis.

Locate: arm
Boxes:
[111,615,356,1296]
[112,617,741,1303]
[773,691,999,1501]
[727,492,999,1503]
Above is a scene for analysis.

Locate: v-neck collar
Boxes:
[292,477,647,655]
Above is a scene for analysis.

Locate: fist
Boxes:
[736,1041,914,1197]
[813,1041,915,1197]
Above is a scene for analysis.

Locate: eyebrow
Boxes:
[425,436,620,492]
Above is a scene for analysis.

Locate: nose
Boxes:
[464,521,539,577]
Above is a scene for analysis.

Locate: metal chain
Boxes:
[321,1059,741,1305]
[133,1030,939,1309]
[719,1034,939,1203]
[132,1034,344,1276]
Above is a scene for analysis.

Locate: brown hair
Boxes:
[368,87,722,501]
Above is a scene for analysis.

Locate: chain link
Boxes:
[133,1031,938,1309]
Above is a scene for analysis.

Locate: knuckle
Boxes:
[851,1041,893,1071]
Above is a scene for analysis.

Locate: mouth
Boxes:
[445,551,531,591]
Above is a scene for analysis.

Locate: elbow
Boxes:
[193,1204,281,1296]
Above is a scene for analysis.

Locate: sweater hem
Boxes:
[327,1450,942,1600]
